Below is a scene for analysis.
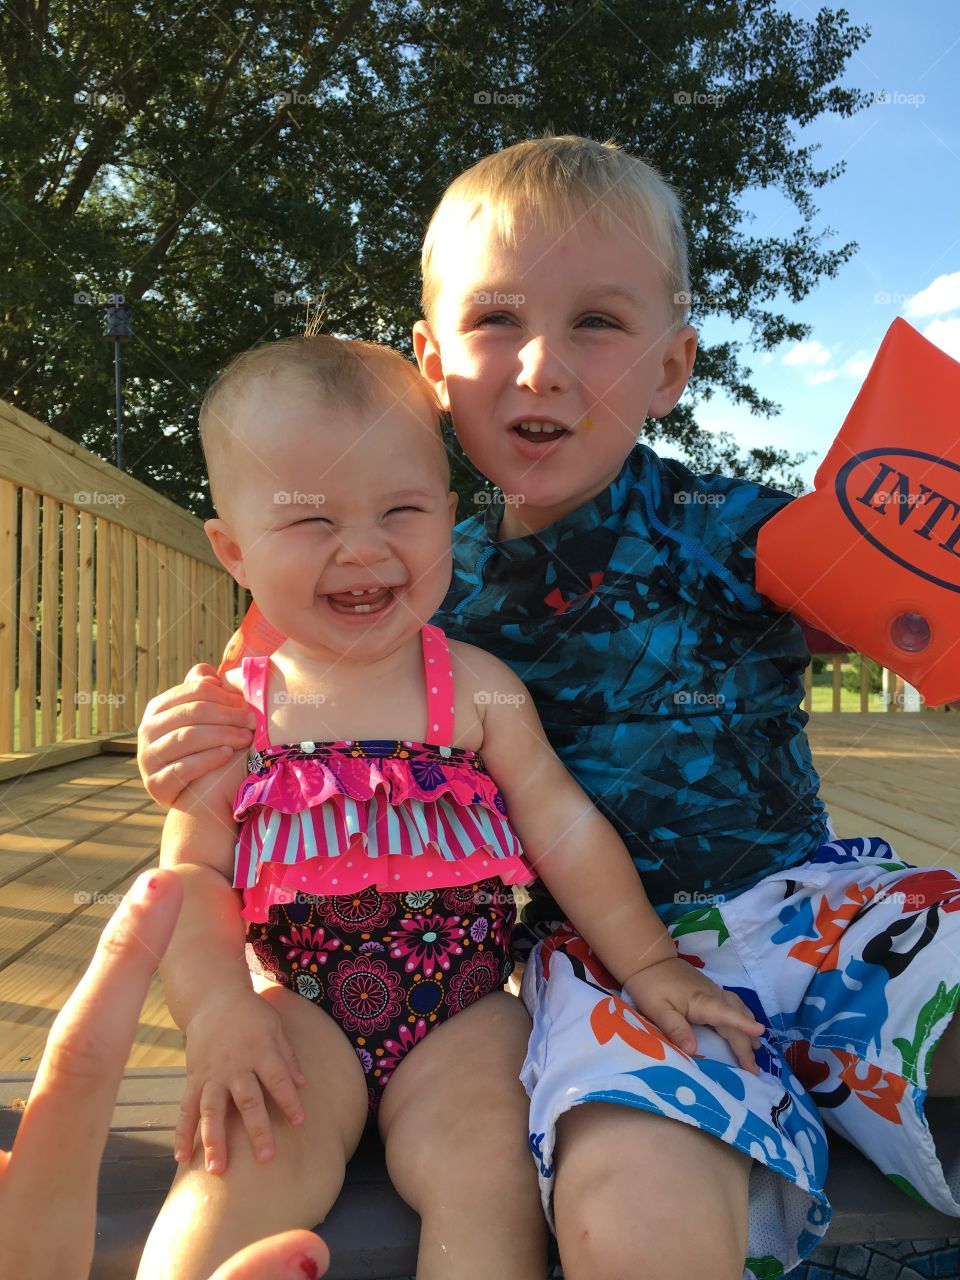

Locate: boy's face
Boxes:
[414,209,697,539]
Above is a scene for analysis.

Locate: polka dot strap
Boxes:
[421,624,455,745]
[240,656,273,752]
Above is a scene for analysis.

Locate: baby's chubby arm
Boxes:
[471,650,764,1070]
[137,663,258,809]
[159,753,307,1172]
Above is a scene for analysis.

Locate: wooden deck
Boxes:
[0,712,958,1072]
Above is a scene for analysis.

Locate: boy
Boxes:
[139,135,960,1279]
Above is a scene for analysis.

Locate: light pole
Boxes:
[102,296,132,470]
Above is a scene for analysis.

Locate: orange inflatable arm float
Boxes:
[217,600,286,677]
[756,318,960,706]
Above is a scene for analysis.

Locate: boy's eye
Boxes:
[472,312,514,328]
[577,313,619,329]
[387,506,420,515]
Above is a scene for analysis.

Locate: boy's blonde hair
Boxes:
[421,134,691,331]
[199,334,447,513]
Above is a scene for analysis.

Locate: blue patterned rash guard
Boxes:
[431,444,829,927]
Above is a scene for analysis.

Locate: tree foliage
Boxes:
[0,0,870,514]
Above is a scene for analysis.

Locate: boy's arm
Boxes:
[138,664,258,810]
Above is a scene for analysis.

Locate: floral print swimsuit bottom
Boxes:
[232,624,534,1112]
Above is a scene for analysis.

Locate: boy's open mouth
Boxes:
[512,419,570,443]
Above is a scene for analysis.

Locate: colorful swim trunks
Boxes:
[520,836,960,1277]
[246,877,517,1111]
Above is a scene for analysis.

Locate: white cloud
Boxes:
[803,350,872,386]
[783,339,832,367]
[842,350,873,379]
[922,316,960,362]
[906,272,960,319]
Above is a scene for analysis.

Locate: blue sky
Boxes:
[679,0,960,487]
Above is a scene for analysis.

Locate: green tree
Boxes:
[0,0,869,516]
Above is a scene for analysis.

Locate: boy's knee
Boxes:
[554,1104,749,1280]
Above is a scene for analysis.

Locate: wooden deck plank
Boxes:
[0,781,158,882]
[0,859,180,1071]
[0,756,139,834]
[0,813,162,971]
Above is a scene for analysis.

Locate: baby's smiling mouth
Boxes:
[326,586,395,614]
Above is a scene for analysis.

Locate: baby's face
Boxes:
[208,376,457,666]
[416,210,696,537]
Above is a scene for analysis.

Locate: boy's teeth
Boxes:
[516,421,566,436]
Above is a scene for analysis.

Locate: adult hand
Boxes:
[0,869,328,1280]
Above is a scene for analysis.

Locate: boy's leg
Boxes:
[927,1011,960,1095]
[378,991,547,1280]
[136,983,368,1280]
[554,1102,751,1280]
[735,840,960,1215]
[521,925,833,1280]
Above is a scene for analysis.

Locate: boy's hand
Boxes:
[138,664,258,808]
[624,959,765,1074]
[176,988,308,1174]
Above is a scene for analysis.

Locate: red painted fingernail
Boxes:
[298,1257,320,1279]
[130,871,162,905]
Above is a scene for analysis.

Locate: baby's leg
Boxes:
[136,982,368,1280]
[554,1102,751,1280]
[378,991,546,1280]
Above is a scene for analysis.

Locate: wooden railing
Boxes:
[803,655,948,715]
[0,398,245,765]
[0,397,948,769]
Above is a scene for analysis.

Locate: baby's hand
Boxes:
[624,959,765,1074]
[176,988,307,1173]
[138,664,257,808]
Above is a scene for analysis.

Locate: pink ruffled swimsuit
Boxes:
[232,623,534,1110]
